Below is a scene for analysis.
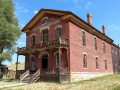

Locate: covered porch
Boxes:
[16,38,70,83]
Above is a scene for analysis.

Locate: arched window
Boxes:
[94,37,97,50]
[41,17,48,24]
[42,29,48,42]
[103,42,106,53]
[105,59,107,70]
[31,35,35,45]
[82,31,85,46]
[56,27,61,39]
[96,57,99,69]
[83,54,87,68]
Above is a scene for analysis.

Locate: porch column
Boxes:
[59,47,61,83]
[16,47,19,73]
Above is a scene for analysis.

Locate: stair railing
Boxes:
[30,69,40,83]
[20,69,29,82]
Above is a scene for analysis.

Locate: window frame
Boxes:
[31,35,36,45]
[41,29,48,42]
[104,59,107,70]
[82,31,86,47]
[94,37,97,50]
[83,54,87,68]
[103,41,106,53]
[95,57,99,69]
[41,17,48,24]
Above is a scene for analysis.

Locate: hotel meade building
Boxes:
[16,9,115,83]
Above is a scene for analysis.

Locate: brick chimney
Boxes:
[102,25,106,35]
[87,13,92,25]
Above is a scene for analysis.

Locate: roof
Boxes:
[22,8,113,44]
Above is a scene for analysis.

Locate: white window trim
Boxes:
[54,25,62,30]
[41,17,48,25]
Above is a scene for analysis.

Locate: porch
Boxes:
[16,68,69,83]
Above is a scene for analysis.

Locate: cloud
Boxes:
[107,24,120,30]
[72,0,79,3]
[15,3,29,13]
[34,10,38,14]
[56,0,68,3]
[75,5,81,9]
[85,2,92,9]
[108,24,115,28]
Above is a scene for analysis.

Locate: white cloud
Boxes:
[107,24,120,30]
[108,24,115,28]
[34,10,38,14]
[85,2,92,9]
[56,0,68,3]
[15,3,29,13]
[72,0,79,3]
[75,5,81,9]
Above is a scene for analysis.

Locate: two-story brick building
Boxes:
[16,9,117,83]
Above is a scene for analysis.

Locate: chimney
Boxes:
[102,25,106,35]
[87,13,92,25]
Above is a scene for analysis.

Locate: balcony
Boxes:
[17,39,68,55]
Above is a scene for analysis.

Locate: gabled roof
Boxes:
[22,8,113,43]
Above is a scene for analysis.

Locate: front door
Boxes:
[30,57,35,69]
[42,54,48,68]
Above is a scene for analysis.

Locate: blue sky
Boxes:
[4,0,120,65]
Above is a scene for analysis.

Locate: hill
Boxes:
[8,63,25,71]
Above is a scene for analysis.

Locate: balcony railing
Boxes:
[18,39,68,52]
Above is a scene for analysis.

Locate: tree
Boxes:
[0,0,22,78]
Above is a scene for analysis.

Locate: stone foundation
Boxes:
[70,72,113,82]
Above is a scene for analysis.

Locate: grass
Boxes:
[1,74,120,90]
[8,63,25,71]
[0,78,19,86]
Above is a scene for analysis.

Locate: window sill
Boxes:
[83,68,87,69]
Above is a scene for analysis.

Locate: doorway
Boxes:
[42,54,48,68]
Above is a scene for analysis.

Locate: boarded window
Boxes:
[83,54,87,68]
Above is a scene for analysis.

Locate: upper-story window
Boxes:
[83,54,87,68]
[103,42,106,53]
[56,27,61,39]
[41,17,48,24]
[95,57,99,69]
[94,37,97,50]
[105,59,107,70]
[82,31,85,46]
[31,35,35,45]
[42,29,48,42]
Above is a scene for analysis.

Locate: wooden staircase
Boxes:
[20,69,40,83]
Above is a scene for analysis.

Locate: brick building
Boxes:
[111,44,120,74]
[16,9,119,83]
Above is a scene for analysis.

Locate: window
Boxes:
[42,29,48,42]
[83,54,87,68]
[56,53,60,67]
[103,42,106,53]
[56,27,61,39]
[94,37,97,50]
[82,31,85,46]
[42,17,48,24]
[31,35,35,45]
[96,57,99,69]
[105,60,107,70]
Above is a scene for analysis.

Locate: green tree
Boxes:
[0,0,22,78]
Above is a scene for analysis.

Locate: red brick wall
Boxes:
[111,45,120,73]
[69,22,113,73]
[25,17,69,70]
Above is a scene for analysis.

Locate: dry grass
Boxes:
[8,63,25,71]
[1,74,120,90]
[0,78,19,86]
